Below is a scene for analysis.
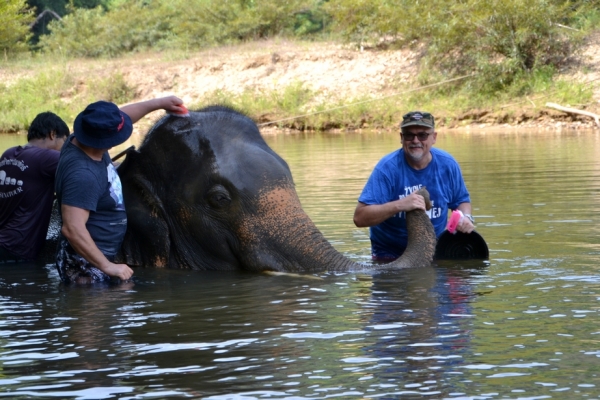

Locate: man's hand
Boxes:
[455,203,474,234]
[398,192,426,212]
[158,95,186,114]
[103,262,134,281]
[61,204,135,282]
[354,192,426,228]
[456,215,475,234]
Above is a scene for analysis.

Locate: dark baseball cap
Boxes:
[73,101,133,149]
[400,111,435,130]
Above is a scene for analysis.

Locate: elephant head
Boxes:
[117,106,436,273]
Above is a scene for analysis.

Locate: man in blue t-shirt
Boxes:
[55,96,186,284]
[354,111,475,261]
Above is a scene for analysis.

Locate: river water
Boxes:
[1,129,599,399]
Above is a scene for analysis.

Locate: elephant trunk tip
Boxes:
[416,187,433,210]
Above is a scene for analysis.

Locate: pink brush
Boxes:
[168,104,190,117]
[446,210,463,234]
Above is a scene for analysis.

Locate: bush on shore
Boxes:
[37,0,327,56]
[0,0,599,131]
[24,0,600,81]
[0,68,134,132]
[0,0,34,56]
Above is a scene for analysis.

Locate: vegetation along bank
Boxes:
[1,0,600,133]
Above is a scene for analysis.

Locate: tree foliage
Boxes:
[27,0,112,15]
[39,2,172,57]
[38,0,326,56]
[0,0,34,55]
[170,0,327,46]
[325,0,597,93]
[4,0,600,97]
[27,0,116,42]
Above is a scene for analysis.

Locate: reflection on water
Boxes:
[1,129,600,398]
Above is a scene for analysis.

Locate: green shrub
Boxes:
[0,70,75,132]
[0,69,135,132]
[0,0,34,56]
[148,0,329,49]
[39,0,327,57]
[325,0,595,97]
[39,1,173,57]
[89,72,134,104]
[191,83,404,130]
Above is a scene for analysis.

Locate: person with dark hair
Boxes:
[354,111,474,261]
[0,112,70,263]
[55,96,185,284]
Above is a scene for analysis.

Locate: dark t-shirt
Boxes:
[55,137,127,257]
[0,145,60,260]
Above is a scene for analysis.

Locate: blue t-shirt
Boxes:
[358,148,470,258]
[55,137,127,257]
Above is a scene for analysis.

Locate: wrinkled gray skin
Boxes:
[110,106,436,273]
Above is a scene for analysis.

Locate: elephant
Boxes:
[115,106,437,273]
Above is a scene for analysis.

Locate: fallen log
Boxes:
[545,102,600,129]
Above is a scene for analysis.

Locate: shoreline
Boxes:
[2,116,597,137]
[2,37,599,134]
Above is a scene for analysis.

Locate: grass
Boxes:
[0,45,596,133]
[191,83,406,131]
[0,69,135,132]
[0,52,138,132]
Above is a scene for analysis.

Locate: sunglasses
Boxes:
[401,132,432,141]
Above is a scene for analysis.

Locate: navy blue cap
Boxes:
[73,101,133,149]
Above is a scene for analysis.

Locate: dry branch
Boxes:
[545,102,600,129]
[30,9,62,29]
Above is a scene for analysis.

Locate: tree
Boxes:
[27,0,112,43]
[324,0,593,94]
[0,0,34,55]
[27,0,112,15]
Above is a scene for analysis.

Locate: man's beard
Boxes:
[406,146,424,162]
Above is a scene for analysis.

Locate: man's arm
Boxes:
[120,95,185,123]
[455,202,475,233]
[61,204,133,280]
[353,192,426,227]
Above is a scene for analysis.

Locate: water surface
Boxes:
[1,129,599,399]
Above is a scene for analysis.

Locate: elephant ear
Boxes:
[118,153,171,267]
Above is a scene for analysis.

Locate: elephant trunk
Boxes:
[239,186,436,273]
[383,208,437,270]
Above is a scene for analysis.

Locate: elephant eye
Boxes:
[207,185,231,209]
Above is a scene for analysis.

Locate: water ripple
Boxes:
[128,338,258,355]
